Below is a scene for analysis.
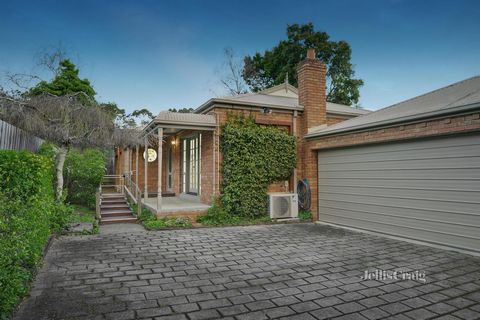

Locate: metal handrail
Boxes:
[124,172,142,216]
[96,174,126,221]
[101,175,125,195]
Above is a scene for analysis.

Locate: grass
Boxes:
[67,205,99,234]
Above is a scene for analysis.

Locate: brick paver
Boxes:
[14,224,480,319]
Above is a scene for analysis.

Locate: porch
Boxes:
[142,194,210,214]
[117,111,219,218]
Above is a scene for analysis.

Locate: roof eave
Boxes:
[305,102,480,139]
[196,98,304,113]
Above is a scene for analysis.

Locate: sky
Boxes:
[1,0,480,113]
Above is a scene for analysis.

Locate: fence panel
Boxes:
[0,119,43,152]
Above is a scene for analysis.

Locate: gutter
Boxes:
[195,98,366,118]
[195,98,304,114]
[305,102,480,139]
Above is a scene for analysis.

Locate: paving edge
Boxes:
[315,221,480,257]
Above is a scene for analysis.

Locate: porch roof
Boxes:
[143,111,217,134]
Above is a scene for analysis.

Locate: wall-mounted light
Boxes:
[262,107,272,114]
[171,139,176,146]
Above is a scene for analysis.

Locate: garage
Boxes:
[317,133,480,253]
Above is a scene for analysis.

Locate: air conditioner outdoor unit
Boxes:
[268,193,299,219]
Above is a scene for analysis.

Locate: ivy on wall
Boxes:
[220,115,296,217]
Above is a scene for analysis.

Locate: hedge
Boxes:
[220,116,296,217]
[0,150,69,318]
[64,148,106,209]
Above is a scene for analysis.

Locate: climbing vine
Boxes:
[220,115,296,217]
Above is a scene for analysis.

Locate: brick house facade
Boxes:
[115,47,480,251]
[115,48,368,217]
[113,49,480,252]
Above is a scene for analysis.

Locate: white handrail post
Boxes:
[135,144,139,200]
[157,127,163,215]
[95,187,101,220]
[144,136,148,201]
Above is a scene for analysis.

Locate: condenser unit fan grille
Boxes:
[273,197,291,218]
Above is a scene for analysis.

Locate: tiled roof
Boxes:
[306,76,480,138]
[154,111,216,126]
[195,85,369,116]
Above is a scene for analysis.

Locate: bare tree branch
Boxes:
[218,47,249,96]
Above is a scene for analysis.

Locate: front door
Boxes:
[182,135,200,194]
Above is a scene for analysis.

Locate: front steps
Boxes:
[100,193,137,224]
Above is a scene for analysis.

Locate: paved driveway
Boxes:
[15,224,480,320]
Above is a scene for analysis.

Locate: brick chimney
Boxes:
[297,48,327,134]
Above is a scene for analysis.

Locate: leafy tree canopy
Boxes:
[29,59,96,100]
[242,23,364,106]
[168,107,194,113]
[100,103,154,128]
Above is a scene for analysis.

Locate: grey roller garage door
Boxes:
[317,133,480,253]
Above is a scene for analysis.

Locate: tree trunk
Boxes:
[55,146,68,201]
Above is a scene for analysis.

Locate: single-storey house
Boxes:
[115,48,480,254]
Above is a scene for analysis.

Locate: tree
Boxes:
[242,23,364,106]
[130,108,154,126]
[168,107,194,113]
[100,103,154,128]
[1,58,142,201]
[29,59,96,101]
[219,47,249,96]
[0,92,114,201]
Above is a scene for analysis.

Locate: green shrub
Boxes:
[220,115,296,217]
[143,217,192,230]
[130,203,156,222]
[197,198,271,226]
[129,203,191,230]
[298,210,312,220]
[37,142,56,161]
[0,150,69,318]
[64,148,106,209]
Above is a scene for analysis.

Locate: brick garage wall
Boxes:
[304,111,480,219]
[310,112,480,150]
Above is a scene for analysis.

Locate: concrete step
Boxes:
[101,198,127,204]
[101,212,134,218]
[100,216,137,225]
[101,208,132,215]
[101,204,130,210]
[102,195,125,200]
